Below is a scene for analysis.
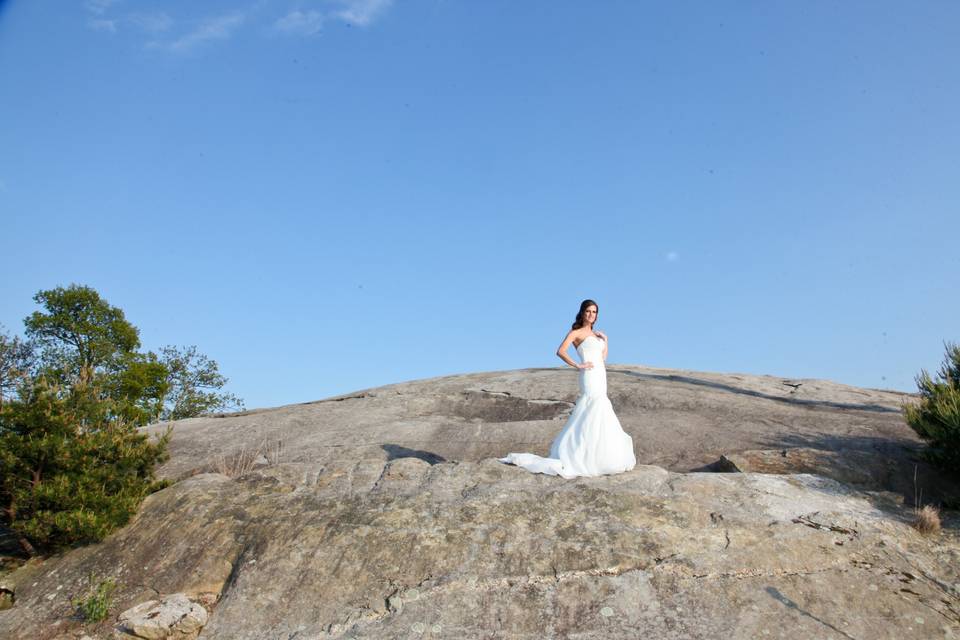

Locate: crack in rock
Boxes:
[792,513,860,540]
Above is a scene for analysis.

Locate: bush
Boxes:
[904,342,960,474]
[0,377,170,554]
[72,574,117,622]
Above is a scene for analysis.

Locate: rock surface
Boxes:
[0,366,956,639]
[1,459,958,639]
[149,366,922,480]
[149,365,949,504]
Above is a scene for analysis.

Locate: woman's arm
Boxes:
[556,330,592,369]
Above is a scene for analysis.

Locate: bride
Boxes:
[499,299,636,478]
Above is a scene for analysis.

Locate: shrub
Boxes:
[904,342,960,474]
[72,574,117,622]
[0,377,170,554]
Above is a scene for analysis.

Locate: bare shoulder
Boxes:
[572,328,592,347]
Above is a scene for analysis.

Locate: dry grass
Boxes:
[912,504,942,535]
[266,439,284,466]
[212,446,259,478]
[212,440,284,479]
[909,464,942,536]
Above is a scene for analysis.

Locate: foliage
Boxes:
[0,377,170,554]
[159,345,244,420]
[0,284,240,554]
[18,285,242,423]
[0,325,35,408]
[71,574,117,623]
[107,351,171,425]
[24,284,140,384]
[904,342,960,473]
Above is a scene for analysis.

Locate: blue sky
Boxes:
[1,1,957,409]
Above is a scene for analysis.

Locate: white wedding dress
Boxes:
[499,335,636,478]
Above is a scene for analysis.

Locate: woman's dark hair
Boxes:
[572,299,599,330]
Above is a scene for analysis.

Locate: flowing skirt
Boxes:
[499,391,636,479]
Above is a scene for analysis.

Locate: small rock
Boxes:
[115,593,208,639]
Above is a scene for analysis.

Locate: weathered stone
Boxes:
[146,367,920,481]
[0,459,956,639]
[717,446,959,504]
[115,593,207,639]
[0,367,956,639]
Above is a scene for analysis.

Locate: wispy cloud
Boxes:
[330,0,393,27]
[85,0,121,15]
[129,11,174,34]
[84,1,173,35]
[87,1,394,51]
[666,251,680,262]
[162,13,246,53]
[274,10,324,36]
[83,0,120,33]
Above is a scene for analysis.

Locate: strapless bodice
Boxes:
[576,335,605,365]
[576,335,606,397]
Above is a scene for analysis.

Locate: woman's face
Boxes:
[584,305,598,326]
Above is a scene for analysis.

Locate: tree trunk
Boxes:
[17,535,35,557]
[5,502,35,557]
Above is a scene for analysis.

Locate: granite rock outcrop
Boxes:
[0,366,956,639]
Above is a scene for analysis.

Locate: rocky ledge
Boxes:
[0,366,957,639]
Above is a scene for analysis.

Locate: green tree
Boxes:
[904,341,960,473]
[0,377,170,555]
[108,351,172,425]
[24,284,140,385]
[0,325,35,409]
[158,345,244,420]
[22,286,242,424]
[23,285,173,427]
[0,284,243,555]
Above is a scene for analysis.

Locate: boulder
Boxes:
[115,593,207,639]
